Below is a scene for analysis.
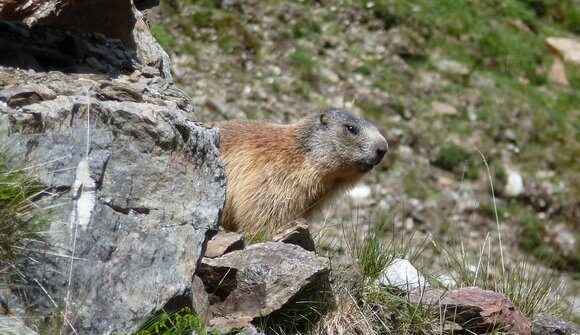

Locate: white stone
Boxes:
[320,67,339,83]
[436,274,457,288]
[431,101,458,115]
[349,184,372,199]
[548,57,569,86]
[504,168,524,197]
[546,37,580,65]
[378,258,429,291]
[433,59,469,75]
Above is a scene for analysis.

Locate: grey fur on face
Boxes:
[298,108,388,173]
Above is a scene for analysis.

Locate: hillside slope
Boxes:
[148,0,579,320]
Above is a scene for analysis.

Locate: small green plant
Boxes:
[135,307,212,335]
[0,148,46,263]
[321,214,435,334]
[363,284,439,334]
[244,229,268,245]
[435,142,470,172]
[289,48,319,85]
[345,214,423,281]
[150,25,177,51]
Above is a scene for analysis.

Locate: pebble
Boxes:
[504,168,524,197]
[433,59,469,75]
[378,259,429,291]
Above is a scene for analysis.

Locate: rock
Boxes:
[191,275,212,324]
[546,37,580,66]
[205,97,227,116]
[505,167,525,197]
[438,175,454,187]
[204,231,244,258]
[378,258,429,291]
[431,101,458,116]
[349,184,372,200]
[433,59,470,76]
[271,219,316,252]
[532,314,580,335]
[544,223,577,258]
[134,0,160,10]
[329,255,364,302]
[0,2,171,80]
[320,67,340,83]
[131,9,173,80]
[0,315,38,335]
[0,84,56,107]
[1,0,134,40]
[548,57,569,86]
[436,274,458,289]
[505,18,533,34]
[197,242,330,331]
[411,287,532,335]
[240,324,266,335]
[0,289,26,320]
[0,67,226,334]
[384,27,425,57]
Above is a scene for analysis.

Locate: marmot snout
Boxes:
[219,108,388,234]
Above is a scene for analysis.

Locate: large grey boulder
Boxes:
[0,65,226,334]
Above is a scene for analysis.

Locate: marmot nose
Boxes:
[373,140,388,165]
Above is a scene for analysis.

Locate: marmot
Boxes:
[218,108,388,235]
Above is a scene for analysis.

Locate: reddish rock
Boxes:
[410,287,532,335]
[204,231,244,258]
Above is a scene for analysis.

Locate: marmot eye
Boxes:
[345,124,358,135]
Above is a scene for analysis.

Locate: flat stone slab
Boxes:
[204,231,244,258]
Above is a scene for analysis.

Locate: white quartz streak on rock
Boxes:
[69,159,96,233]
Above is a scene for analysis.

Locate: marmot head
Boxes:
[298,108,388,174]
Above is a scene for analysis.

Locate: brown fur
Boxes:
[219,109,387,235]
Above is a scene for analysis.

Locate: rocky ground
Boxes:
[147,0,579,320]
[1,0,579,333]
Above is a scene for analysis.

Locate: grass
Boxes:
[344,213,426,282]
[309,160,570,334]
[157,0,260,55]
[289,47,320,87]
[0,146,47,264]
[434,142,470,172]
[134,307,213,335]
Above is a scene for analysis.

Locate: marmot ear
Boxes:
[320,113,329,126]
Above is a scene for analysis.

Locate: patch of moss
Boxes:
[435,142,470,172]
[150,25,177,50]
[291,16,321,39]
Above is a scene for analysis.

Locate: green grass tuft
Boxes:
[435,142,470,172]
[0,147,47,263]
[289,47,320,86]
[134,307,213,335]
